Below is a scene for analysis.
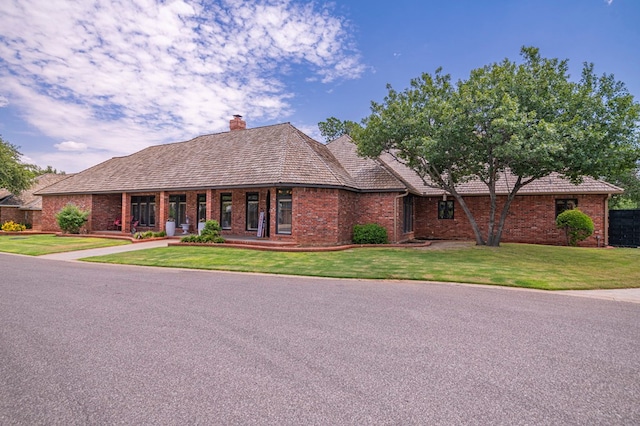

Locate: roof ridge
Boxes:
[132,122,293,152]
[273,124,290,182]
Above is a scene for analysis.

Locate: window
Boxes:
[438,200,454,219]
[403,195,414,233]
[276,188,292,234]
[197,194,206,222]
[556,198,578,217]
[169,194,186,224]
[131,196,155,226]
[246,193,259,231]
[220,193,232,229]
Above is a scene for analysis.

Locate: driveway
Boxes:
[1,253,638,425]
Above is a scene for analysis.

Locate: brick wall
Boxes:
[41,194,93,232]
[293,187,341,245]
[92,194,122,231]
[353,192,404,243]
[415,194,608,246]
[337,190,358,243]
[1,208,52,231]
[0,207,24,226]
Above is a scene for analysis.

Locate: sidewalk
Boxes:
[557,288,640,304]
[38,239,169,261]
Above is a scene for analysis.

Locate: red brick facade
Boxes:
[415,194,608,247]
[41,194,93,233]
[39,188,610,246]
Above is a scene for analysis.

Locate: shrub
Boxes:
[180,220,225,244]
[55,203,90,234]
[556,208,594,246]
[353,223,388,244]
[133,230,167,240]
[2,221,26,232]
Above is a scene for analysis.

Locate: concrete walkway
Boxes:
[35,239,640,304]
[38,239,169,261]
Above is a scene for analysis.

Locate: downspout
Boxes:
[604,194,611,247]
[393,190,409,243]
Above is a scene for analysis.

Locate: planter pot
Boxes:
[166,221,176,237]
[198,222,205,235]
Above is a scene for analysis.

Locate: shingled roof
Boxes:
[1,174,70,209]
[378,151,624,196]
[326,135,405,191]
[36,123,624,197]
[37,123,364,195]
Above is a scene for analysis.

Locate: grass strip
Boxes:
[0,234,130,256]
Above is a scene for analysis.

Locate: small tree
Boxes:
[556,209,594,246]
[56,204,90,234]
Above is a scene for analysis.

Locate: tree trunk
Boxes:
[489,181,524,246]
[453,193,486,245]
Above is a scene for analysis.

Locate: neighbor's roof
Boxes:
[37,123,369,195]
[1,174,71,209]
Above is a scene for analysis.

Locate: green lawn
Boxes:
[0,234,130,256]
[82,243,640,290]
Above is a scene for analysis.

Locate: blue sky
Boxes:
[0,0,638,172]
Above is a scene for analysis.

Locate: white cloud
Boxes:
[0,0,364,171]
[54,141,88,152]
[605,0,613,4]
[0,96,8,107]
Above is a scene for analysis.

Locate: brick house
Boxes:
[0,173,69,230]
[35,116,622,246]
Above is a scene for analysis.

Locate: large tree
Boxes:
[318,117,359,142]
[0,136,34,195]
[353,47,640,246]
[607,165,640,209]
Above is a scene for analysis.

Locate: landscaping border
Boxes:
[168,240,432,252]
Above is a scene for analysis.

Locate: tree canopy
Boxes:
[0,136,35,195]
[353,47,640,246]
[31,164,66,176]
[607,165,640,209]
[318,117,359,142]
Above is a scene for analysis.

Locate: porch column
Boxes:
[206,189,214,222]
[121,192,130,233]
[159,191,168,231]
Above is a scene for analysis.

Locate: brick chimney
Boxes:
[229,114,246,131]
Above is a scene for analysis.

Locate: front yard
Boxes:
[82,243,640,291]
[2,235,638,290]
[0,234,130,256]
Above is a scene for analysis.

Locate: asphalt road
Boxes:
[1,253,638,425]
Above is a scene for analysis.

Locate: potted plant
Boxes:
[180,216,191,234]
[164,209,176,237]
